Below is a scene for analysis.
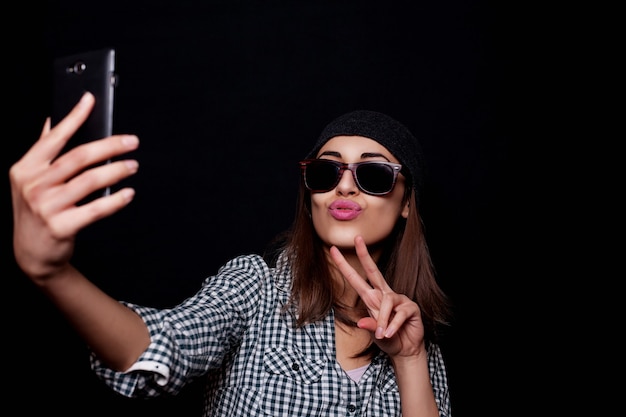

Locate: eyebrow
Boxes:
[318,151,391,161]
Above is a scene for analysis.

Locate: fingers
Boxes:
[13,93,98,186]
[52,187,137,237]
[46,134,140,191]
[12,133,139,204]
[329,245,372,295]
[41,159,139,216]
[377,294,419,339]
[9,99,141,243]
[29,92,95,165]
[329,236,391,294]
[331,235,420,340]
[40,117,51,136]
[13,134,140,214]
[352,235,399,337]
[353,235,391,291]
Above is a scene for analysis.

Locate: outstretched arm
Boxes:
[330,235,440,417]
[10,92,149,371]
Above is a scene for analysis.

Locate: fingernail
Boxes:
[384,326,396,338]
[375,327,385,339]
[122,135,139,148]
[125,160,139,172]
[121,188,135,202]
[78,92,94,107]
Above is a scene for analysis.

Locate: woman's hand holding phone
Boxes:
[9,92,140,282]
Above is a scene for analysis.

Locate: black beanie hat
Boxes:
[306,110,425,201]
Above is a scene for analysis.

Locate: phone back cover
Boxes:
[50,48,116,202]
[51,48,116,144]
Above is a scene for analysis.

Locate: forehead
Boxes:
[317,136,397,161]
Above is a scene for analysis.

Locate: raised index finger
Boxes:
[329,245,373,296]
[353,235,391,291]
[27,92,95,166]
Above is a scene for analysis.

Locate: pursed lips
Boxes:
[328,200,362,221]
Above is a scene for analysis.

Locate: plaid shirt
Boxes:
[91,253,451,416]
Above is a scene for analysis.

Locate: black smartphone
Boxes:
[50,48,117,204]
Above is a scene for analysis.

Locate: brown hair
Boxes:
[265,179,451,346]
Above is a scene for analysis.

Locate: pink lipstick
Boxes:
[328,200,362,220]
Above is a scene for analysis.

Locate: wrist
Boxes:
[390,344,428,370]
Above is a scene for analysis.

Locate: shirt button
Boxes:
[291,363,300,371]
[347,403,357,413]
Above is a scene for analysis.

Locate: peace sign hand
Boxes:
[329,235,426,359]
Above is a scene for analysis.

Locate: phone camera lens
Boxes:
[69,61,87,74]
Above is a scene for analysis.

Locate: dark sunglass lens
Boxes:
[305,161,339,191]
[356,163,394,194]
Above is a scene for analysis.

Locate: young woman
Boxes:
[10,92,452,416]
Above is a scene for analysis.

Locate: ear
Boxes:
[401,199,410,219]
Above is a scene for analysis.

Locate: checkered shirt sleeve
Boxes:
[90,254,270,397]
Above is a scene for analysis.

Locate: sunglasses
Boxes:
[299,159,403,196]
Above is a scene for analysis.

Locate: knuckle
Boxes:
[8,162,23,183]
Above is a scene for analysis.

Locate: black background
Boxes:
[4,1,553,415]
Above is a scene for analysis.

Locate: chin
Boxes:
[320,232,358,250]
[332,242,358,252]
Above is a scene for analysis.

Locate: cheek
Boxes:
[310,194,327,224]
[368,202,404,230]
[359,193,408,237]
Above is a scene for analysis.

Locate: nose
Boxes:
[335,168,359,195]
